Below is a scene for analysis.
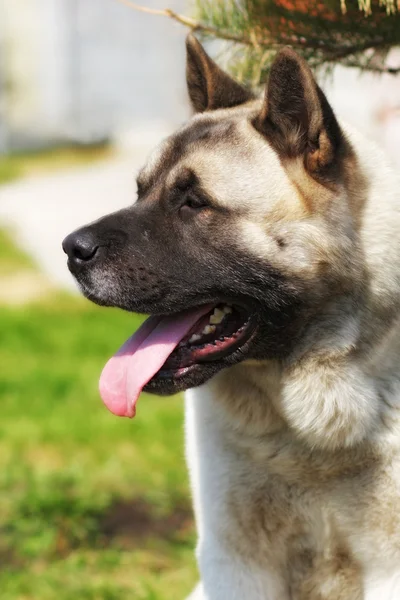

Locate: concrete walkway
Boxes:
[0,135,166,291]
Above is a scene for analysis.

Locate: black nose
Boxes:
[62,229,99,265]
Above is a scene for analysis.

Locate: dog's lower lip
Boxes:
[156,366,192,379]
[151,313,256,381]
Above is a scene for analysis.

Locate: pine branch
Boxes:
[114,0,198,28]
[115,0,400,79]
[114,0,325,47]
[343,0,400,15]
[114,0,267,44]
[340,62,400,73]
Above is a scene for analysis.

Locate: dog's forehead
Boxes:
[139,114,238,184]
[139,110,300,218]
[183,123,290,208]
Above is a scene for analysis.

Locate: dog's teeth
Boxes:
[189,334,201,343]
[223,305,232,314]
[210,308,225,325]
[202,324,216,336]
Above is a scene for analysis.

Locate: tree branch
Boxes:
[114,0,303,47]
[336,61,400,74]
[114,0,400,75]
[114,0,197,27]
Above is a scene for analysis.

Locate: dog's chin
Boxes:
[144,363,223,395]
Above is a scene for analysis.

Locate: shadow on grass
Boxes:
[2,477,195,564]
[101,498,194,548]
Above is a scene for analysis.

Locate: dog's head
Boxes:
[63,36,362,416]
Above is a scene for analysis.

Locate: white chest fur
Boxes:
[185,380,400,600]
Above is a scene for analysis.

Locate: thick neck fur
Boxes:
[211,127,400,453]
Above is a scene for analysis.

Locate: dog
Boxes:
[63,34,400,599]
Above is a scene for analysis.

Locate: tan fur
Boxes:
[142,40,400,599]
[182,112,400,596]
[64,38,400,598]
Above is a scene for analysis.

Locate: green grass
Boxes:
[0,143,114,185]
[0,156,22,184]
[0,236,198,598]
[0,228,35,275]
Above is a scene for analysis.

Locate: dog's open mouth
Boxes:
[99,303,253,418]
[163,304,251,367]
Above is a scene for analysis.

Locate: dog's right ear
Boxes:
[186,34,254,113]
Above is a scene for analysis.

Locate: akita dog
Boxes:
[63,35,400,599]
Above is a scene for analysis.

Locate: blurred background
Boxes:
[0,0,399,599]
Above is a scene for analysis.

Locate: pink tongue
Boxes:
[99,305,213,418]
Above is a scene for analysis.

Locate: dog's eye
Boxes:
[182,194,207,211]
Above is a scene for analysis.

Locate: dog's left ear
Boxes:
[254,48,345,175]
[186,34,254,113]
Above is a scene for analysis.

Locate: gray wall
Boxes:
[0,0,188,150]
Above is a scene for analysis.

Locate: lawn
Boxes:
[0,230,198,599]
[0,143,114,185]
[0,229,34,275]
